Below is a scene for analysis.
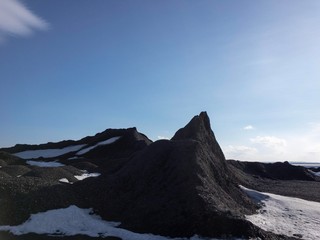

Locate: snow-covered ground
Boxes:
[0,205,245,240]
[26,160,65,167]
[241,186,320,240]
[76,136,121,155]
[14,144,86,159]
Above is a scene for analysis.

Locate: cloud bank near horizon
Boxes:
[224,122,320,163]
[0,0,48,43]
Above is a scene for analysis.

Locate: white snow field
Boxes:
[26,160,65,167]
[0,205,246,240]
[76,136,121,155]
[241,186,320,240]
[14,144,86,159]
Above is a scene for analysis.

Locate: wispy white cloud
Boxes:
[243,125,254,130]
[0,0,48,43]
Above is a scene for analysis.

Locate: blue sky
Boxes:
[1,0,320,162]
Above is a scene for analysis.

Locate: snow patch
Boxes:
[76,136,121,155]
[26,160,65,168]
[0,205,245,239]
[59,178,70,184]
[241,186,320,240]
[74,172,101,181]
[14,144,86,159]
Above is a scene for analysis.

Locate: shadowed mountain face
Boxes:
[0,112,303,239]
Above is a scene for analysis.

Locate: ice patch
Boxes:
[76,136,121,155]
[0,205,245,239]
[241,186,320,240]
[26,160,65,168]
[14,144,86,159]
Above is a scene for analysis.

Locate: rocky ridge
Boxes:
[0,112,314,239]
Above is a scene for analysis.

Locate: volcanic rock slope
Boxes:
[0,112,296,239]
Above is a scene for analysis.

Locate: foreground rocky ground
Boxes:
[0,112,318,239]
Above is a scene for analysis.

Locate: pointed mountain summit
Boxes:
[172,111,227,179]
[172,112,224,158]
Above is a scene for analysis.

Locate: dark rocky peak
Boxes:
[172,111,226,168]
[172,111,212,142]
